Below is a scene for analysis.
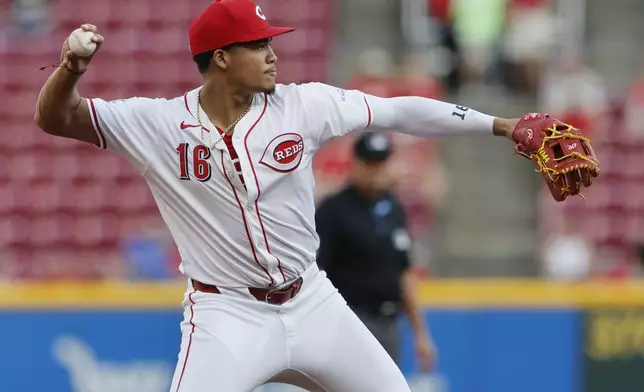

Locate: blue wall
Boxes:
[399,310,582,392]
[0,309,582,392]
[0,311,182,392]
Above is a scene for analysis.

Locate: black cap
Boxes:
[353,133,392,162]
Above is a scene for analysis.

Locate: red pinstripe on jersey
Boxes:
[219,151,275,285]
[88,99,107,149]
[174,291,196,392]
[245,94,287,282]
[183,93,193,116]
[363,96,372,128]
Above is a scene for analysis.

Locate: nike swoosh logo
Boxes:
[180,121,200,130]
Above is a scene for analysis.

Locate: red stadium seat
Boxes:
[77,1,112,26]
[29,214,67,247]
[50,152,81,181]
[0,155,9,182]
[0,214,30,247]
[48,133,82,151]
[0,182,14,215]
[6,89,38,120]
[100,28,139,56]
[150,1,193,25]
[6,128,40,151]
[140,28,187,56]
[117,181,154,213]
[53,0,80,27]
[0,60,9,88]
[74,181,110,213]
[110,1,152,26]
[137,56,181,86]
[30,180,63,214]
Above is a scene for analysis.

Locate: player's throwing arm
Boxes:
[34,24,104,146]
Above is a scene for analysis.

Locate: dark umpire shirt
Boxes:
[315,185,411,315]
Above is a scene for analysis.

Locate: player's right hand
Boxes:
[60,24,104,74]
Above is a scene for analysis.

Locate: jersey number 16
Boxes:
[176,143,212,182]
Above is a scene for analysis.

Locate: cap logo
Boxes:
[256,5,267,20]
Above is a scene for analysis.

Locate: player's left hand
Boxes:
[415,333,437,372]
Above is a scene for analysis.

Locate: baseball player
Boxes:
[34,1,599,391]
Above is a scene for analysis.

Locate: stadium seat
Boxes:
[108,1,152,27]
[77,1,112,26]
[6,89,38,119]
[29,180,62,214]
[0,214,30,247]
[0,155,9,182]
[141,28,187,56]
[0,182,13,215]
[148,2,192,25]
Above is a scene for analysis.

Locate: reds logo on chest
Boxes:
[259,133,305,173]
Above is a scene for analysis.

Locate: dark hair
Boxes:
[193,50,215,74]
[192,40,270,74]
[193,43,241,74]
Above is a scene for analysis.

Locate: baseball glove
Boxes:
[512,112,600,202]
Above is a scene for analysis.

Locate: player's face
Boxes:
[227,39,277,94]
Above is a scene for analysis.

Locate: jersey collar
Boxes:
[182,87,268,150]
[183,87,201,121]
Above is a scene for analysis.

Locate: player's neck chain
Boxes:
[196,88,255,145]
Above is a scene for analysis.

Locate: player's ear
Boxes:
[212,49,229,70]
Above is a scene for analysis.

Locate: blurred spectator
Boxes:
[539,49,609,136]
[452,0,507,83]
[11,0,51,35]
[636,243,644,273]
[501,0,556,94]
[541,220,594,281]
[346,47,397,96]
[119,217,180,280]
[427,0,463,91]
[393,52,444,99]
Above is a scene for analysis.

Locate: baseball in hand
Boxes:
[68,28,97,57]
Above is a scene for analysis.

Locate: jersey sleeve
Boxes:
[297,83,372,147]
[88,97,164,174]
[297,82,495,149]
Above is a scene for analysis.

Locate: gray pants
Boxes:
[353,308,400,364]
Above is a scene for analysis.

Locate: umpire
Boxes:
[315,132,436,371]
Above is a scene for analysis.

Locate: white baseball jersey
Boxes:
[88,83,494,288]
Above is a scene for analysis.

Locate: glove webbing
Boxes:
[529,123,597,183]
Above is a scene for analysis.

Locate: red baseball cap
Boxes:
[189,0,295,56]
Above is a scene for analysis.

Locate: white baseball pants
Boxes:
[168,263,411,392]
